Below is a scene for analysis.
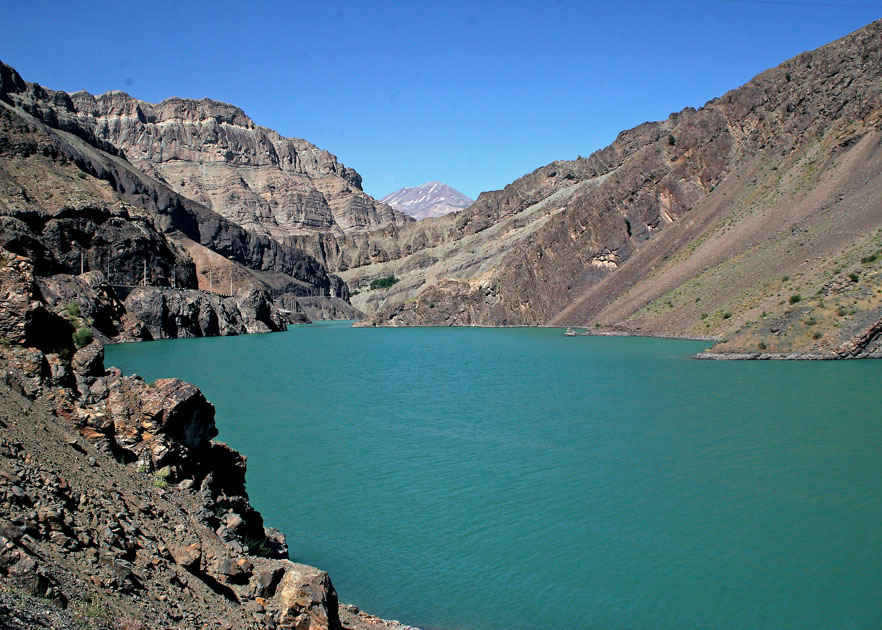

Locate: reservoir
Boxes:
[107,322,882,629]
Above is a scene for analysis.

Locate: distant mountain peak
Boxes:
[381,182,473,220]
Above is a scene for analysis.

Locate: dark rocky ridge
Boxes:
[0,60,351,304]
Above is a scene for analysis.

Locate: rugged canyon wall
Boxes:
[310,20,882,357]
[0,59,367,333]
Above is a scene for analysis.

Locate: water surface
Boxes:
[107,323,882,629]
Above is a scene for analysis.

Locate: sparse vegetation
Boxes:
[860,251,880,265]
[242,534,273,558]
[370,275,399,290]
[72,326,93,348]
[153,467,171,489]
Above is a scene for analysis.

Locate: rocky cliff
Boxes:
[293,19,882,358]
[0,59,368,332]
[0,252,417,628]
[68,91,412,239]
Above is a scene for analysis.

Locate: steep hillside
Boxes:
[68,91,412,239]
[0,61,358,326]
[302,19,882,358]
[380,182,473,220]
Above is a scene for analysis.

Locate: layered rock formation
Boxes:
[380,181,473,221]
[1,59,357,324]
[284,19,882,357]
[68,91,412,239]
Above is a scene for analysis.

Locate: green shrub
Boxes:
[860,251,880,265]
[848,272,860,283]
[789,294,801,304]
[812,331,823,340]
[668,135,676,146]
[370,275,399,290]
[65,301,81,317]
[722,311,732,319]
[153,467,170,488]
[757,341,767,350]
[72,327,92,348]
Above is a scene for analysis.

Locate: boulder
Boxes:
[276,563,342,630]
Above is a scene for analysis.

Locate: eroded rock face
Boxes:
[67,91,412,239]
[277,564,342,630]
[122,285,285,340]
[0,206,196,287]
[0,62,347,302]
[0,249,40,345]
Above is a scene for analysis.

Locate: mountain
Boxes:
[69,91,413,240]
[292,19,882,358]
[0,60,369,327]
[380,181,473,220]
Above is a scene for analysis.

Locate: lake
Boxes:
[106,322,882,629]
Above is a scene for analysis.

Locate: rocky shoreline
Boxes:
[0,250,420,627]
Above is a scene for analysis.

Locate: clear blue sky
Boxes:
[2,1,879,200]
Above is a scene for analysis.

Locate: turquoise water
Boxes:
[107,323,882,629]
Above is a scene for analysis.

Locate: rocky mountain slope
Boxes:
[68,90,412,240]
[288,19,882,358]
[0,60,362,327]
[380,181,473,220]
[0,247,417,629]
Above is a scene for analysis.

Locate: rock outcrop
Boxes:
[0,59,352,307]
[122,285,285,341]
